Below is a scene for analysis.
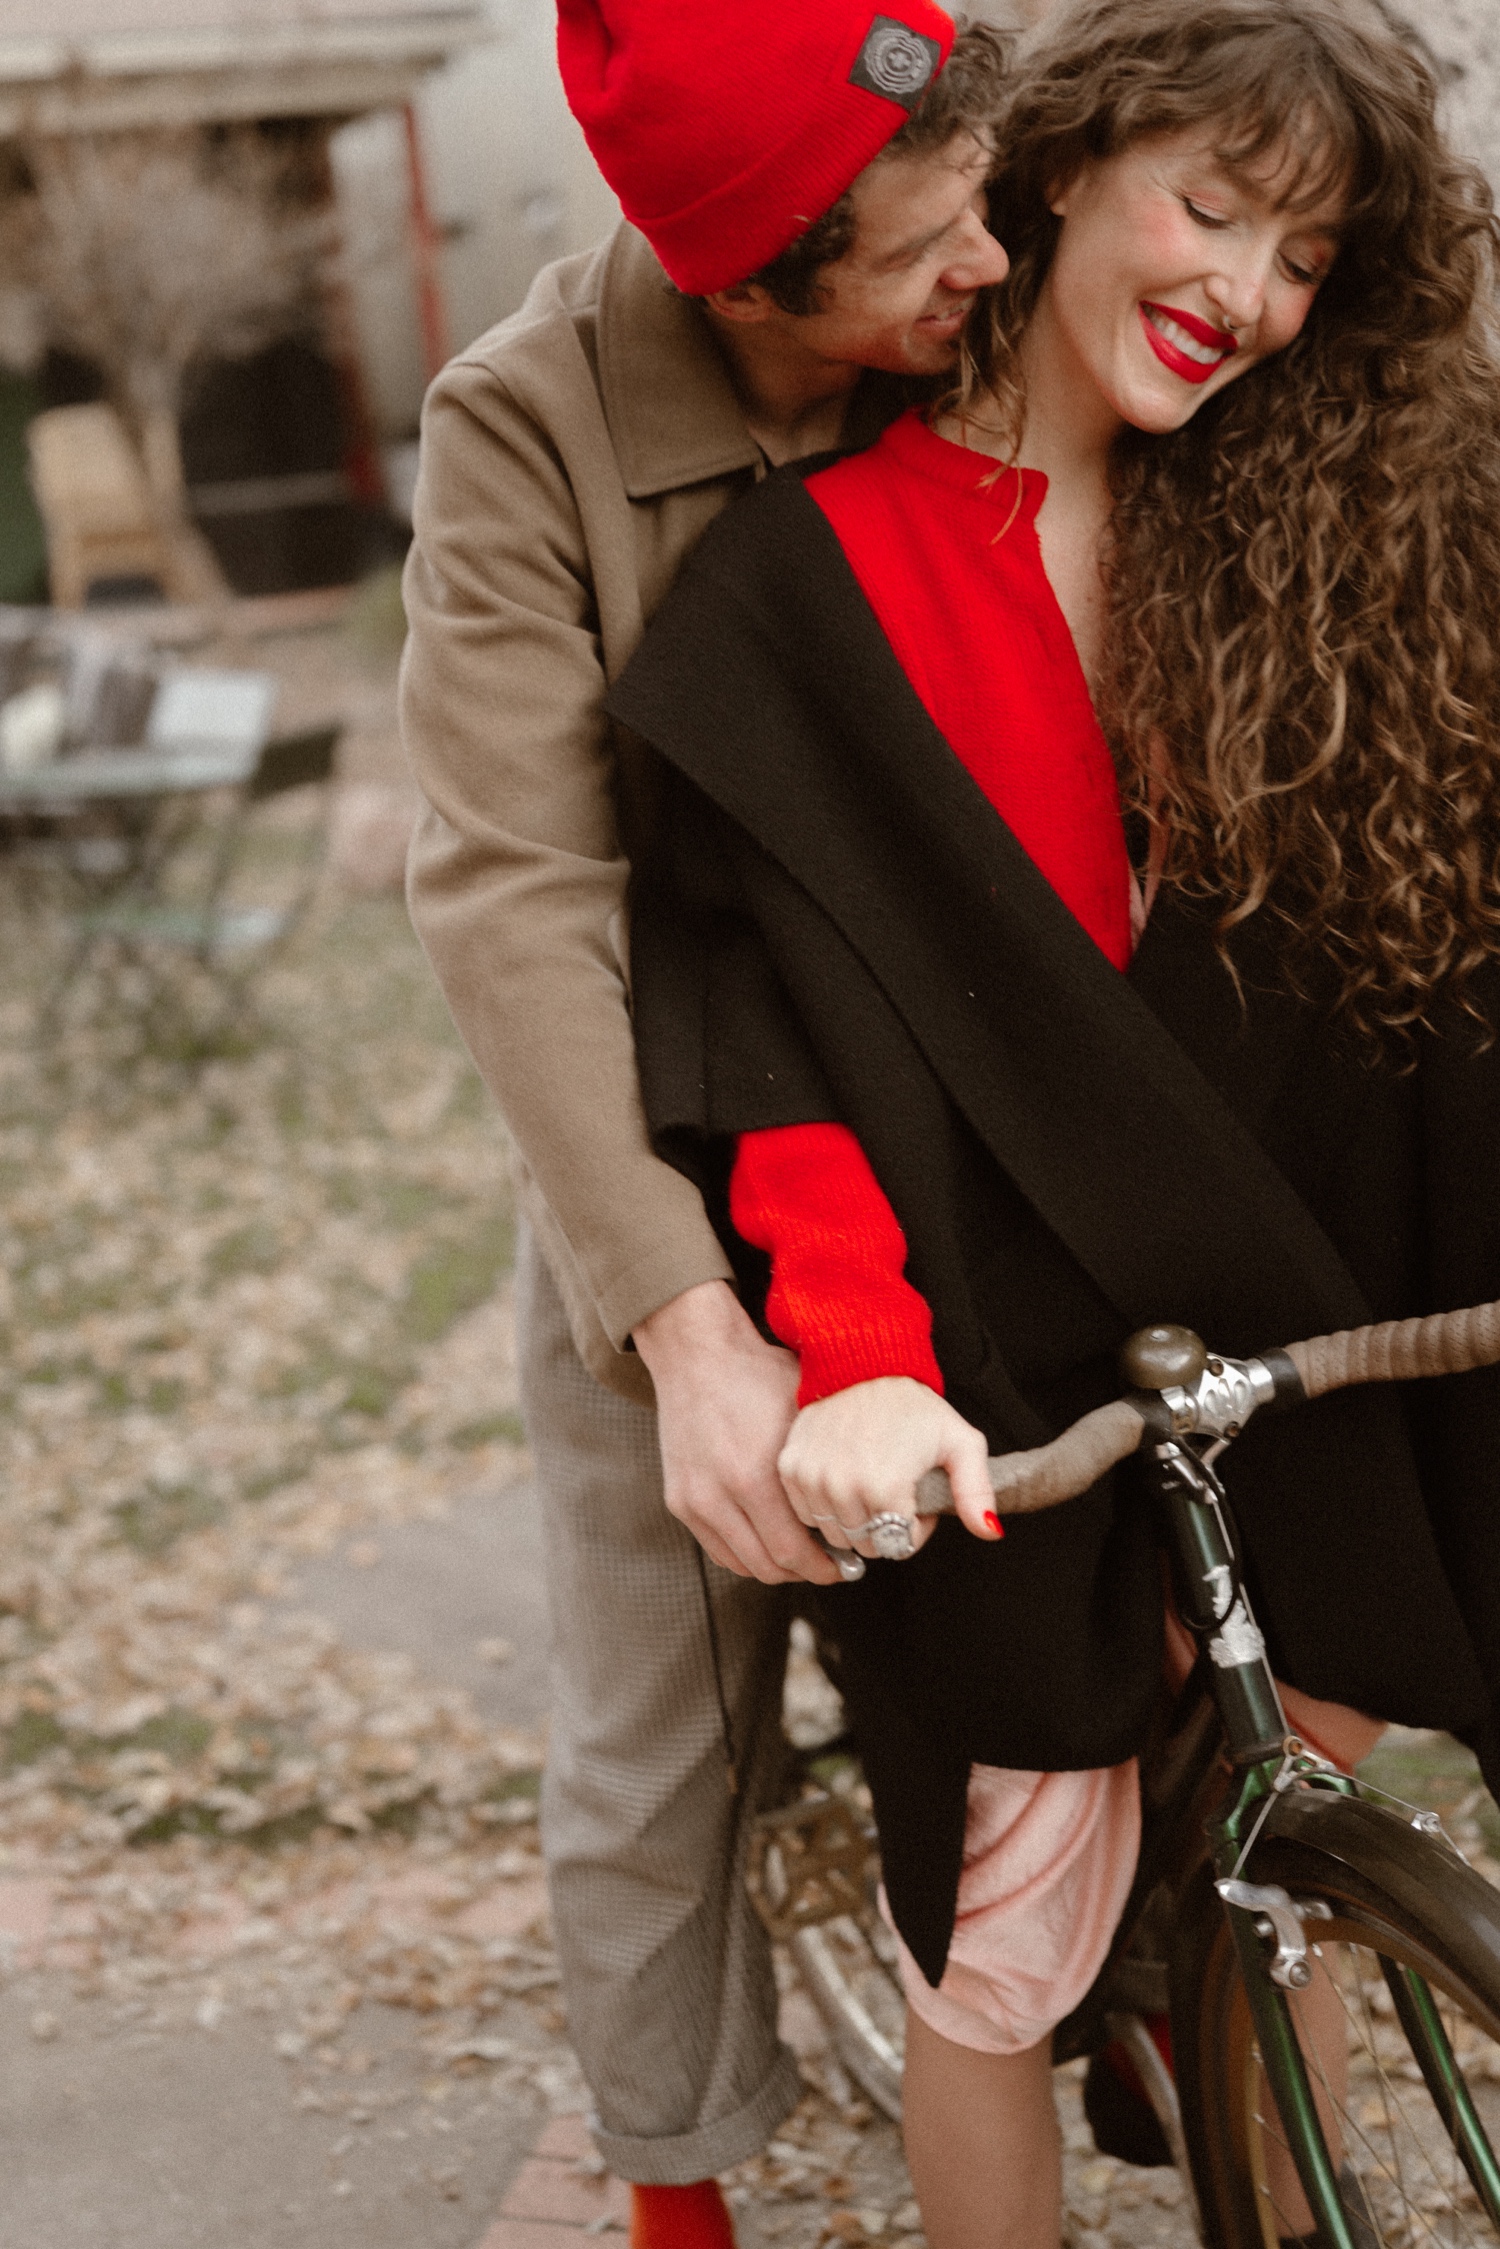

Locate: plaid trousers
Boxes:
[517,1225,803,2181]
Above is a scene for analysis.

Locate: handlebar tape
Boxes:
[915,1397,1146,1519]
[914,1296,1500,1523]
[1286,1296,1500,1399]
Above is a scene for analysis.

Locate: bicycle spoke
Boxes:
[1297,1942,1497,2249]
[1356,1961,1414,2229]
[1250,2049,1309,2244]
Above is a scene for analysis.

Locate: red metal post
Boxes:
[403,101,452,384]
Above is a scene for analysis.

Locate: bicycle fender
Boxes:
[1259,1786,1500,1995]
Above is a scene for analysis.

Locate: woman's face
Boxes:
[1041,127,1345,433]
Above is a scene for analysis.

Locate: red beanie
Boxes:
[557,1,958,295]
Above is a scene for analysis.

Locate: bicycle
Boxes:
[749,1294,1500,2249]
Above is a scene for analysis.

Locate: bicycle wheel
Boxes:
[791,1913,906,2120]
[1173,1790,1500,2249]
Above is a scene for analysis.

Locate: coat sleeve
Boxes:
[399,356,733,1380]
[629,767,855,1323]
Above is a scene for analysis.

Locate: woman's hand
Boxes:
[777,1377,1001,1559]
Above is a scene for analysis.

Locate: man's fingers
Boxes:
[749,1486,844,1583]
[686,1504,792,1583]
[688,1521,751,1576]
[669,1484,840,1586]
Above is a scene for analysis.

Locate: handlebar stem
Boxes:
[1149,1439,1289,1767]
[1143,1348,1305,1448]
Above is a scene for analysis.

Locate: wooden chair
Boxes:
[26,404,211,608]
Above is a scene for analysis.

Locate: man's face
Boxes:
[779,132,1009,376]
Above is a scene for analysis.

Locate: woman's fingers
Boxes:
[777,1378,1000,1553]
[941,1425,1004,1543]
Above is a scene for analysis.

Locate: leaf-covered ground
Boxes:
[0,878,529,1863]
[2,618,1496,2248]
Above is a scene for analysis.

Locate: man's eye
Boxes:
[1182,197,1229,229]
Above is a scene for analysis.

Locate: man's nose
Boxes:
[943,212,1009,291]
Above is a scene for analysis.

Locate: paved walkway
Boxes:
[0,1477,572,2248]
[0,1471,918,2248]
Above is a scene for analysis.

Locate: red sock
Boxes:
[630,2181,736,2249]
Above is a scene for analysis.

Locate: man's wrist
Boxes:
[632,1279,751,1375]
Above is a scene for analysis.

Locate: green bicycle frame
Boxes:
[1153,1437,1362,2249]
[1382,1958,1500,2226]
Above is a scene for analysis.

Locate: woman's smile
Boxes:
[1139,300,1238,383]
[1028,128,1345,439]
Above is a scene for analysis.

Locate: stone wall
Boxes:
[1394,0,1500,192]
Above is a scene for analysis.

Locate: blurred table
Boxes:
[0,742,258,804]
[0,669,277,900]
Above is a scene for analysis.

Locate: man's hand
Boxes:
[633,1281,841,1585]
[778,1377,1000,1557]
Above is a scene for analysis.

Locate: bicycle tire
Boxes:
[1172,1790,1500,2249]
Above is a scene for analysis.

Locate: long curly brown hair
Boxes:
[959,0,1500,1036]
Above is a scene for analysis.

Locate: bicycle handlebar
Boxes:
[914,1398,1147,1518]
[913,1293,1500,1523]
[1288,1298,1500,1399]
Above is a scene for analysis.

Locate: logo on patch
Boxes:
[849,15,941,109]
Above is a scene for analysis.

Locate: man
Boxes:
[400,6,1007,2240]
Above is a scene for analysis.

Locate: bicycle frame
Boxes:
[1151,1433,1366,2249]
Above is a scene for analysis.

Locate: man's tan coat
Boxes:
[402,224,770,1403]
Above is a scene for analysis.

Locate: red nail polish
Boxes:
[984,1511,1004,1537]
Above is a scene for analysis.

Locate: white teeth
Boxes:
[1146,307,1226,365]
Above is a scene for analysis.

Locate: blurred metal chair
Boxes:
[47,723,341,1046]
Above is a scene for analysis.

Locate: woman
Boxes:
[611,1,1500,2241]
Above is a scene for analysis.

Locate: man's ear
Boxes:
[702,280,776,325]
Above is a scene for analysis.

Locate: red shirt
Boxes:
[728,411,1133,1404]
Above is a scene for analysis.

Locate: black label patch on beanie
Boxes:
[849,16,942,109]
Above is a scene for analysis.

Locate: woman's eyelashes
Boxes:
[1178,193,1330,289]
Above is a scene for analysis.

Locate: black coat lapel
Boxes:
[610,466,1370,1351]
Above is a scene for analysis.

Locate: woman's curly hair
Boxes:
[960,0,1500,1037]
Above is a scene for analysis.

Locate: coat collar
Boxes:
[593,222,917,500]
[613,465,1374,1351]
[595,225,763,500]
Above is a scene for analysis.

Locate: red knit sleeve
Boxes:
[729,1123,945,1407]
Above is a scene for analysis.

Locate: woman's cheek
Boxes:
[1131,197,1201,276]
[1252,283,1319,363]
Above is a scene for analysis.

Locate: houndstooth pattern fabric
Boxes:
[517,1225,803,2181]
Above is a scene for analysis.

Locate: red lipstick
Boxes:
[1139,300,1237,385]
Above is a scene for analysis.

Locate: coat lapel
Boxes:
[612,467,1371,1354]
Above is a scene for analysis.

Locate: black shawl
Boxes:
[609,462,1500,1984]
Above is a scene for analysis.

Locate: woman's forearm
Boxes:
[729,1122,945,1404]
